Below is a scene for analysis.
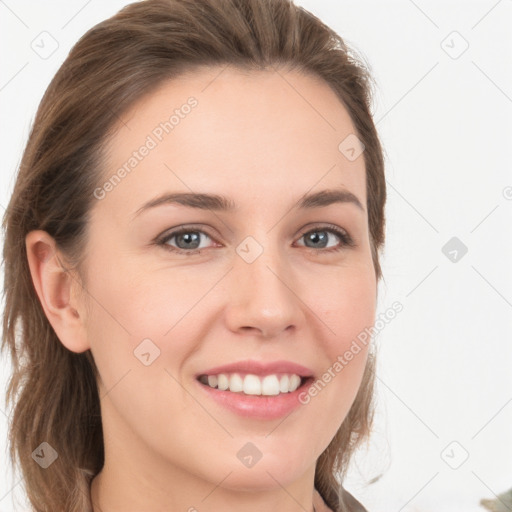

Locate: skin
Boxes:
[26,65,377,512]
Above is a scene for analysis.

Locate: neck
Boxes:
[90,467,318,512]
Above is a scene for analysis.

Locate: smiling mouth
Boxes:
[197,373,312,396]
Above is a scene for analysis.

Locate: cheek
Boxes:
[314,264,377,351]
[303,266,375,420]
[85,248,376,377]
[82,257,214,397]
[83,254,202,344]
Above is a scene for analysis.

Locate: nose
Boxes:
[223,238,306,339]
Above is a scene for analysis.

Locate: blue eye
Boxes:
[158,228,214,255]
[296,225,355,252]
[156,224,355,256]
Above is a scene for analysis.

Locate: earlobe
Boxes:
[25,230,90,353]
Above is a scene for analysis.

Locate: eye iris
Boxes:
[176,232,201,249]
[305,231,328,248]
[165,228,342,253]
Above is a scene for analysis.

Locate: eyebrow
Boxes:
[132,188,365,218]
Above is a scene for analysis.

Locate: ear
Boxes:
[25,230,90,353]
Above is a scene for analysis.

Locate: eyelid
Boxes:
[295,223,356,251]
[155,224,219,252]
[297,223,355,245]
[155,222,356,255]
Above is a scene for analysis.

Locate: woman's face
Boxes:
[82,66,376,494]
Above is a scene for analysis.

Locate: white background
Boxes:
[1,1,511,511]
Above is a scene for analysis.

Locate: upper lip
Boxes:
[196,359,314,378]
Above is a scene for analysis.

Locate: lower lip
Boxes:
[196,378,313,420]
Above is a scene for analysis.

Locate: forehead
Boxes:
[98,65,366,220]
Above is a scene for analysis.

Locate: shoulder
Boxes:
[313,487,369,512]
[340,486,369,512]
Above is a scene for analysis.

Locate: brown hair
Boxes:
[1,0,386,510]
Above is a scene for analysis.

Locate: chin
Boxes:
[216,467,302,492]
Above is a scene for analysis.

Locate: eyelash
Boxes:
[155,224,356,256]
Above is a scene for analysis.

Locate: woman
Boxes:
[2,0,386,511]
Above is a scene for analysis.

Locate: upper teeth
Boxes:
[199,373,302,395]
